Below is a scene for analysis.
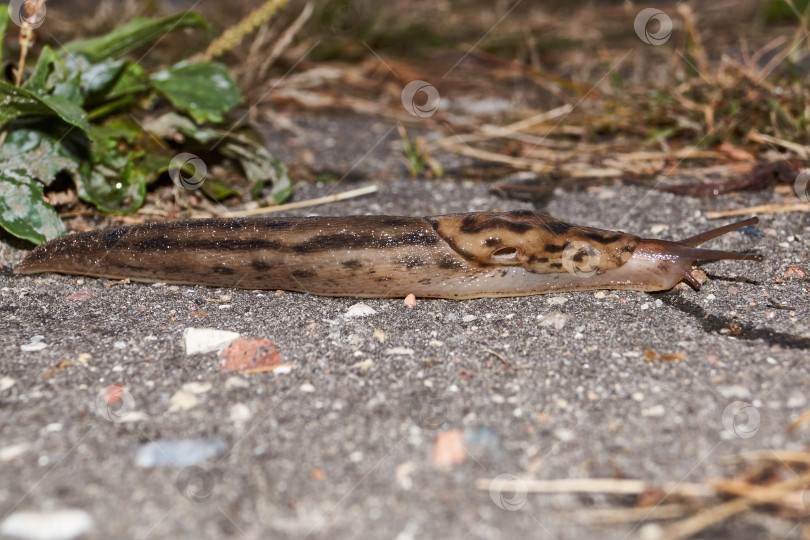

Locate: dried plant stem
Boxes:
[0,0,46,150]
[706,202,810,219]
[218,184,378,217]
[659,469,810,540]
[193,0,290,63]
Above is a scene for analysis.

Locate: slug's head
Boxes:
[629,217,764,290]
[430,211,763,291]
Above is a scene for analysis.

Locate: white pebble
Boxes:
[538,310,569,330]
[462,314,477,322]
[344,303,377,318]
[0,509,94,540]
[21,335,47,352]
[113,341,127,349]
[168,390,198,412]
[0,376,16,392]
[182,328,240,355]
[641,405,666,417]
[386,347,414,356]
[300,383,316,393]
[229,403,252,423]
[182,382,212,395]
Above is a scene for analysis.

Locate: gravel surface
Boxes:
[1,112,809,540]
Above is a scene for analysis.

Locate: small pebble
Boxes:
[345,303,377,318]
[182,382,212,394]
[134,438,227,467]
[183,328,240,356]
[386,347,414,356]
[300,383,315,393]
[0,442,31,462]
[168,390,198,412]
[372,329,387,342]
[462,314,477,322]
[538,310,569,330]
[403,294,417,307]
[0,509,94,540]
[113,341,127,349]
[0,376,16,392]
[21,336,47,352]
[229,403,251,423]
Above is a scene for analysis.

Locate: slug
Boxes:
[14,211,763,299]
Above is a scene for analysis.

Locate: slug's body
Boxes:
[14,211,763,299]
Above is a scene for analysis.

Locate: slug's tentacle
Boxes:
[14,211,763,298]
[677,217,760,248]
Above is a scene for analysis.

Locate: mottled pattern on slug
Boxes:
[429,210,639,275]
[15,211,762,299]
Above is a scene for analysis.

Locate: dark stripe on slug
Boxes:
[437,256,465,269]
[292,269,315,279]
[540,221,572,235]
[528,255,549,264]
[212,266,235,275]
[484,238,502,247]
[289,232,439,253]
[116,263,147,272]
[581,231,624,244]
[459,215,533,234]
[341,259,363,269]
[549,263,563,269]
[401,257,426,269]
[544,244,565,253]
[251,260,272,271]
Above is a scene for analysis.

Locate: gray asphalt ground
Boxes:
[1,111,809,540]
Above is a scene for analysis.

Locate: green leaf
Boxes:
[220,140,292,204]
[0,80,90,134]
[76,150,148,214]
[200,178,240,201]
[0,126,82,185]
[63,13,208,63]
[143,112,292,204]
[0,5,9,62]
[0,173,65,244]
[151,61,243,123]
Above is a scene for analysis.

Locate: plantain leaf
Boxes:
[151,61,243,123]
[0,173,65,244]
[0,126,82,185]
[0,80,90,134]
[62,12,208,63]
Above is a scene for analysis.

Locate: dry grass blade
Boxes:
[658,469,810,540]
[218,185,378,217]
[474,477,715,498]
[706,203,810,218]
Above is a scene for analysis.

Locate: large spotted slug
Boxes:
[14,211,763,299]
